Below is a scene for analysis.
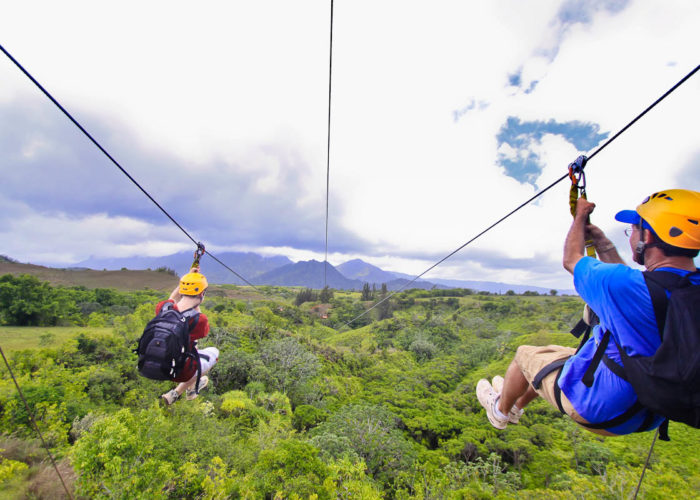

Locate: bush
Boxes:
[293,405,328,431]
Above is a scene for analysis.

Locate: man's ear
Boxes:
[642,229,655,245]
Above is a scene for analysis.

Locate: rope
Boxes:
[0,43,257,289]
[324,0,335,289]
[0,346,74,500]
[632,427,659,500]
[338,63,700,330]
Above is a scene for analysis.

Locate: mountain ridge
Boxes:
[24,251,574,294]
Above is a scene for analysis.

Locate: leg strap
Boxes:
[533,358,570,415]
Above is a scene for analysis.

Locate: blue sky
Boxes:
[496,117,609,186]
[1,0,698,289]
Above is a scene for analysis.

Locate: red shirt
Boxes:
[155,300,210,381]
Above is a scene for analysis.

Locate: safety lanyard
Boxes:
[191,242,206,269]
[568,155,596,259]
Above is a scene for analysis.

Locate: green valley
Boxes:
[0,272,697,499]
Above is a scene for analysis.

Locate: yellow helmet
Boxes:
[615,189,700,250]
[179,272,209,295]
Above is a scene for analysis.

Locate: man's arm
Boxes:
[168,286,181,302]
[563,198,596,274]
[587,223,625,265]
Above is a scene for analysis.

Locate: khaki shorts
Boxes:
[514,345,616,437]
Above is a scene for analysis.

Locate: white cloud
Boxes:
[1,0,698,290]
[0,208,189,264]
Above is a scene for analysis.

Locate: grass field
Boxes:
[0,326,113,354]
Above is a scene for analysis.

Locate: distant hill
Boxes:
[76,251,292,285]
[256,260,363,289]
[21,251,575,295]
[425,277,574,295]
[336,259,398,284]
[0,260,176,291]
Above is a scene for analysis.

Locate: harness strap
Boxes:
[533,355,656,435]
[582,329,611,387]
[602,354,627,381]
[570,318,590,339]
[575,400,646,430]
[533,358,570,414]
[532,358,568,390]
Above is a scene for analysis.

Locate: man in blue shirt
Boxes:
[477,189,700,433]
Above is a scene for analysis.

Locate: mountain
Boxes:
[426,277,575,295]
[255,260,363,289]
[336,259,398,284]
[76,251,292,285]
[64,252,575,295]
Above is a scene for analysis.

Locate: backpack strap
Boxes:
[160,300,175,313]
[179,308,203,393]
[642,271,676,337]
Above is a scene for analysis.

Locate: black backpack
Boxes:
[136,302,202,388]
[617,270,700,428]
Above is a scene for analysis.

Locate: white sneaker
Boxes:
[491,375,525,424]
[186,376,209,401]
[476,379,509,430]
[162,389,179,406]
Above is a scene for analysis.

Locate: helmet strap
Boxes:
[634,241,646,265]
[634,225,661,265]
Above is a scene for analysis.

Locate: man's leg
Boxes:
[498,359,538,415]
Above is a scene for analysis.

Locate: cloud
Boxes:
[1,0,698,291]
[556,0,630,26]
[495,117,609,186]
[0,98,367,260]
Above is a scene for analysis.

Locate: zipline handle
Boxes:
[192,242,206,269]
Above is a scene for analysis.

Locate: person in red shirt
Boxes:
[160,268,219,405]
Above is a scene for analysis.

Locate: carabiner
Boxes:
[568,155,588,190]
[192,242,206,268]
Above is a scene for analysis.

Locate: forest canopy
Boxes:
[0,274,697,498]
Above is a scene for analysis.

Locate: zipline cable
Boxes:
[338,63,700,330]
[633,427,659,500]
[324,0,335,289]
[0,346,74,500]
[0,43,257,289]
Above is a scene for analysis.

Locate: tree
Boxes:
[376,283,393,321]
[255,338,319,396]
[319,286,334,303]
[0,274,74,326]
[361,283,373,301]
[248,439,330,498]
[295,288,316,306]
[312,404,415,485]
[550,289,558,296]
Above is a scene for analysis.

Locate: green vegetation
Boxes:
[0,274,161,327]
[0,274,698,498]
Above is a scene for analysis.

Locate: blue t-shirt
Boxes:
[559,257,699,434]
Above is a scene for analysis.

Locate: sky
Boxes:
[1,0,699,290]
